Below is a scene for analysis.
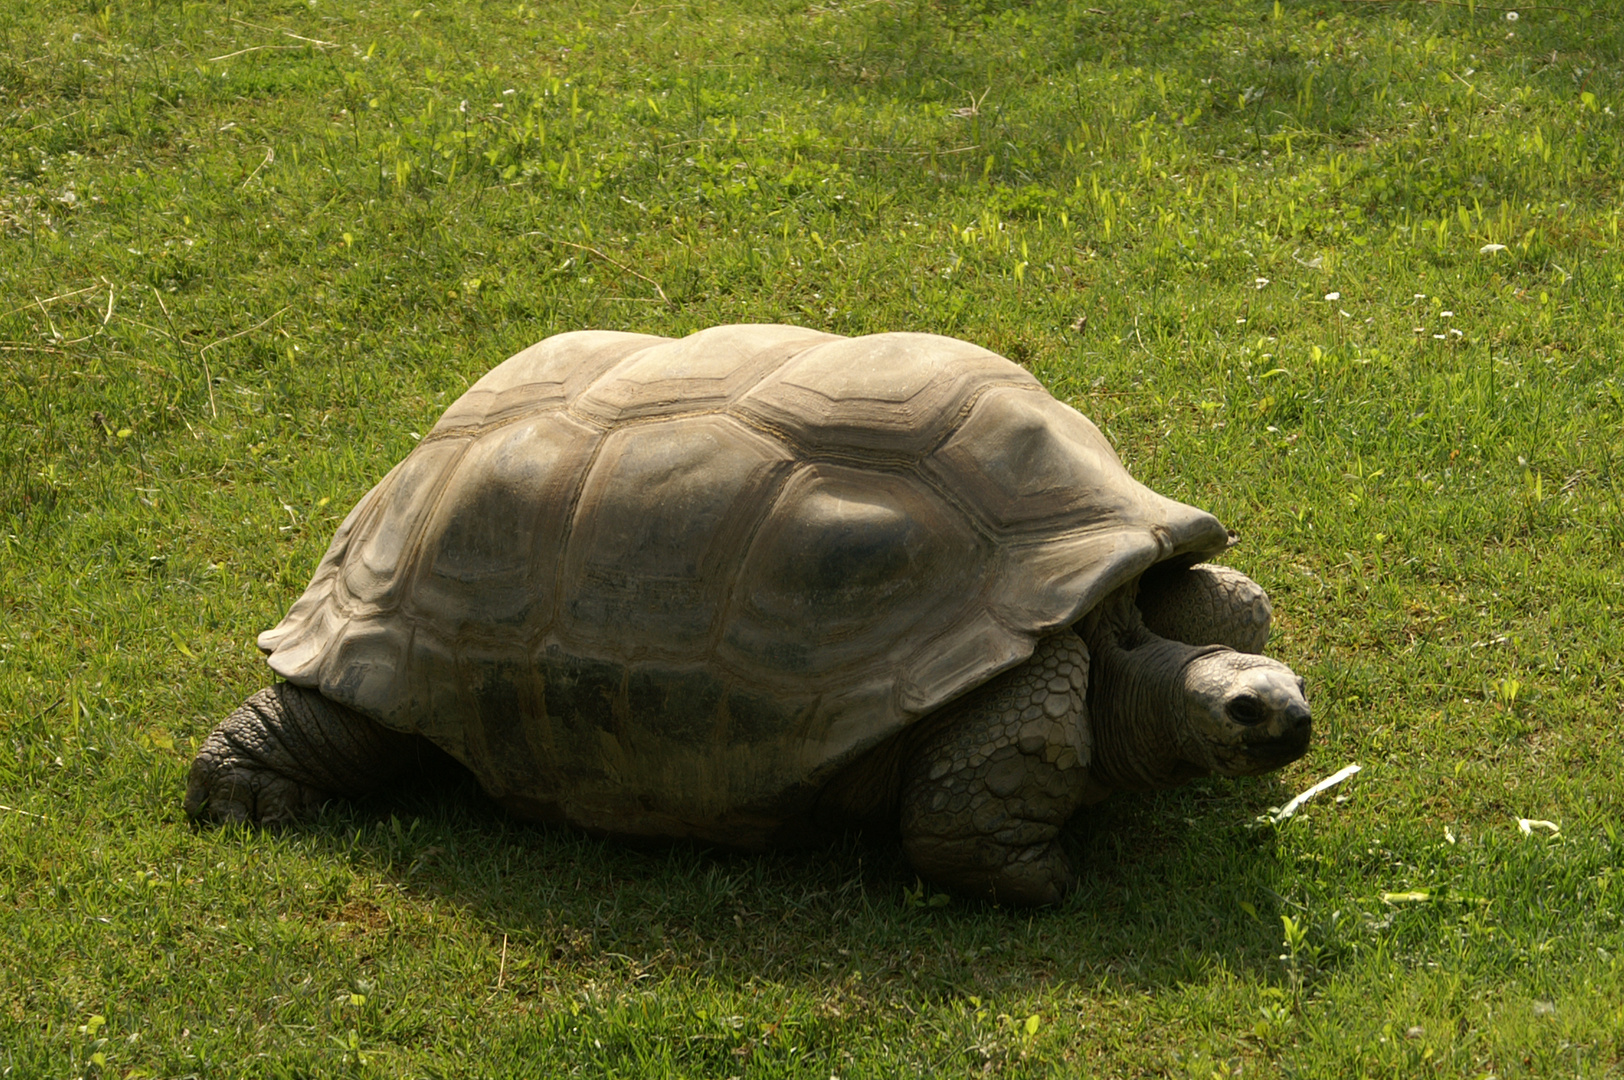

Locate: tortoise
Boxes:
[186,324,1311,905]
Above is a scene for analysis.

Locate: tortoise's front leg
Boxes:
[186,683,431,825]
[900,631,1091,906]
[1136,562,1272,653]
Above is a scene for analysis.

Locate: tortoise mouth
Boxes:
[1238,718,1312,771]
[1202,695,1311,777]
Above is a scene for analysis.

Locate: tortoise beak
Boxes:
[1243,701,1310,766]
[1226,672,1311,772]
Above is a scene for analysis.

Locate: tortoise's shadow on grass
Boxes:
[297,769,1297,994]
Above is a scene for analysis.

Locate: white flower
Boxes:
[1440,310,1453,317]
[1505,10,1519,20]
[1254,277,1270,289]
[1324,291,1340,301]
[1480,243,1507,253]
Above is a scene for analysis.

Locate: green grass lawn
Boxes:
[3,0,1622,1074]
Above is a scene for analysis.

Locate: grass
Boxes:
[2,0,1622,1074]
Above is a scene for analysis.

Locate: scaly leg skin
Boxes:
[186,682,431,825]
[1136,563,1272,654]
[900,631,1091,906]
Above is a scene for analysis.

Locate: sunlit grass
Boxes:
[3,0,1622,1075]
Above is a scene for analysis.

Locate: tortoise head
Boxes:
[1179,651,1311,777]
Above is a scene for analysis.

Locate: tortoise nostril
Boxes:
[1285,703,1311,729]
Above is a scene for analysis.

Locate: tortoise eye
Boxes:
[1227,694,1266,726]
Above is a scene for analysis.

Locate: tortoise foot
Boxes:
[185,686,341,824]
[900,631,1091,906]
[905,831,1075,906]
[186,741,333,825]
[186,683,428,825]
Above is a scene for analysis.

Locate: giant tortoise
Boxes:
[186,325,1311,905]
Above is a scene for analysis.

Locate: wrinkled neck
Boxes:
[1081,591,1227,792]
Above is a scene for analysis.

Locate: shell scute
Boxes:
[451,643,554,798]
[433,330,663,432]
[342,439,468,610]
[539,647,624,777]
[318,619,412,720]
[719,465,984,678]
[572,324,837,424]
[928,387,1137,532]
[627,664,726,746]
[396,630,468,755]
[411,411,601,631]
[561,415,795,658]
[896,609,1030,715]
[734,332,1036,455]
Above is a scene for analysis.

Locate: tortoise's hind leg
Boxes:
[900,632,1091,906]
[186,683,436,825]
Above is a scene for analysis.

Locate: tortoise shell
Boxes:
[257,325,1230,843]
